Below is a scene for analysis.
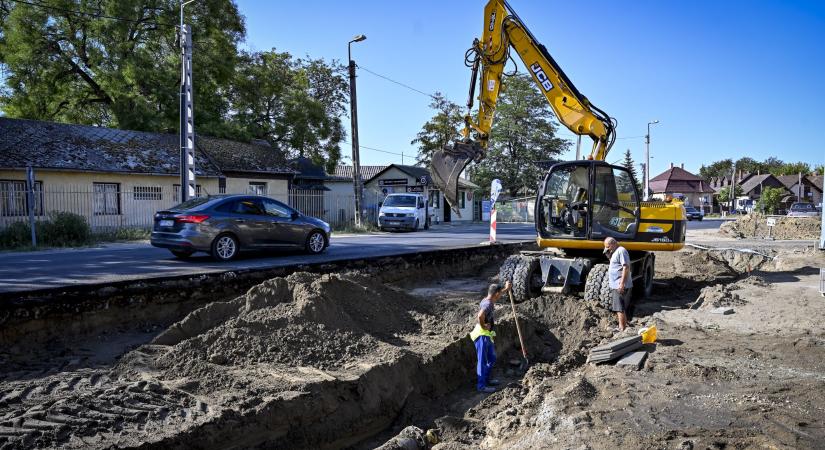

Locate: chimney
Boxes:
[680,163,684,169]
[670,163,674,169]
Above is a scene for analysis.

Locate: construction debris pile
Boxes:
[720,213,821,239]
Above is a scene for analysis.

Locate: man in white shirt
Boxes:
[603,237,632,331]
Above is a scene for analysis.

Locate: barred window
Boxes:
[0,180,43,216]
[460,191,466,209]
[133,186,162,201]
[93,183,121,215]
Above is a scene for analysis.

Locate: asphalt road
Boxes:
[0,220,727,295]
[0,223,536,294]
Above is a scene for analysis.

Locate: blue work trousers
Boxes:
[474,335,496,390]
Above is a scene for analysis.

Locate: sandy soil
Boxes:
[1,242,824,449]
[396,245,825,450]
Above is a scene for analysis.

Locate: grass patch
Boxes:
[333,223,380,234]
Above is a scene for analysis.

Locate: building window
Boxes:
[219,177,227,194]
[249,182,267,196]
[429,190,439,208]
[0,180,43,216]
[460,191,466,209]
[173,184,202,202]
[93,183,121,215]
[133,186,162,201]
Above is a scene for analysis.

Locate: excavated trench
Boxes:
[0,245,788,449]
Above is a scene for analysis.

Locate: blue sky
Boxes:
[235,0,825,176]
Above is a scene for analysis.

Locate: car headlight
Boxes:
[379,212,385,217]
[407,213,416,217]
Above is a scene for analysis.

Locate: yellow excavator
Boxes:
[430,0,686,304]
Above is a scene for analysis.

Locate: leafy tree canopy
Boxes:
[469,73,569,197]
[411,92,463,167]
[0,1,348,170]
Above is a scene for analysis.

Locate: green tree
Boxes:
[0,0,244,132]
[699,159,733,180]
[471,73,569,197]
[756,186,783,214]
[774,161,812,176]
[411,92,463,166]
[228,50,348,170]
[621,149,641,189]
[815,164,824,175]
[718,185,743,203]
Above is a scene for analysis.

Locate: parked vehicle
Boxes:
[684,205,704,221]
[378,193,432,231]
[787,202,819,217]
[151,195,331,261]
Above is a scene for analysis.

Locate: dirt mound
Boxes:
[150,273,420,377]
[720,213,820,240]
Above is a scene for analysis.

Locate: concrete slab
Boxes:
[710,307,734,315]
[590,335,642,354]
[616,351,647,370]
[588,341,643,363]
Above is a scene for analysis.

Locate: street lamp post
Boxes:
[645,120,659,200]
[348,34,366,227]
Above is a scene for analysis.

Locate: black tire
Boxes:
[305,230,327,254]
[698,217,703,221]
[170,249,193,259]
[633,256,654,299]
[498,255,521,284]
[413,219,420,231]
[211,233,239,262]
[512,256,541,302]
[584,263,612,309]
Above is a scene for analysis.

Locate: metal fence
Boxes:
[0,185,380,232]
[495,197,535,223]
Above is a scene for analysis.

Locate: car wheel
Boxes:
[170,249,193,259]
[413,219,420,231]
[211,234,239,262]
[306,230,327,254]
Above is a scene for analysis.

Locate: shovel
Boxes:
[507,290,529,372]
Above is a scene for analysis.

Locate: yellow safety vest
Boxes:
[469,323,496,342]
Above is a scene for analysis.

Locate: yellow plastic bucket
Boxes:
[638,325,657,344]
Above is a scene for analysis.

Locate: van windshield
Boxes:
[383,195,417,207]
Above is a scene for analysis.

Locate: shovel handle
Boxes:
[508,290,528,359]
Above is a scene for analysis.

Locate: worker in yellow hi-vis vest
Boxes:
[470,281,511,393]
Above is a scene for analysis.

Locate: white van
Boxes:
[378,193,431,231]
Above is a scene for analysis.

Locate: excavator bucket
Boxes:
[429,141,483,216]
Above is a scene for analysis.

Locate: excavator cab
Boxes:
[536,161,640,244]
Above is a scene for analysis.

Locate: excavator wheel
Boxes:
[584,263,612,309]
[498,255,521,284]
[512,256,542,303]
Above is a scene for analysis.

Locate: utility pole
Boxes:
[645,120,659,201]
[348,34,366,227]
[179,0,197,202]
[575,135,582,160]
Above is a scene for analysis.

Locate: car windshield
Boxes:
[791,203,811,210]
[170,196,215,211]
[383,195,417,207]
[685,207,697,212]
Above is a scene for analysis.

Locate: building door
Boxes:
[443,202,451,222]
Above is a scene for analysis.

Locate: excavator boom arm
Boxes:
[430,0,616,210]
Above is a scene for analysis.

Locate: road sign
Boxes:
[491,179,502,205]
[405,185,425,193]
[766,217,776,227]
[419,175,429,185]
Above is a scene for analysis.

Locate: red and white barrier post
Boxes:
[490,206,497,243]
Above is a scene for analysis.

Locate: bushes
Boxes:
[0,212,92,249]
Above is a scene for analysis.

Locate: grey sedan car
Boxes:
[151,195,331,261]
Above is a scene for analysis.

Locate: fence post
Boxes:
[26,166,37,247]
